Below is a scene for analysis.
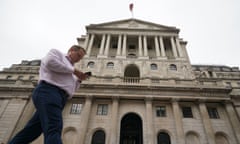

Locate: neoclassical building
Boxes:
[0,18,240,144]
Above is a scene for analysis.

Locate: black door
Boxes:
[120,113,143,144]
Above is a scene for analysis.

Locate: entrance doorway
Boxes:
[120,113,143,144]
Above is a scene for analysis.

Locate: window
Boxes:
[70,104,83,114]
[97,104,108,115]
[18,76,24,80]
[207,107,220,119]
[6,75,12,79]
[208,71,214,77]
[87,61,95,68]
[156,106,166,117]
[237,81,240,86]
[169,64,177,71]
[29,76,35,80]
[151,63,158,70]
[225,82,232,88]
[106,62,114,69]
[182,107,193,118]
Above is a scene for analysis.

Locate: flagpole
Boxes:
[129,3,134,18]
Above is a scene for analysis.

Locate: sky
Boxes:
[0,0,239,70]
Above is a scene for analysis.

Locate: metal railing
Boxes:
[123,77,140,83]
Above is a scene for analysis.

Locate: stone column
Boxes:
[143,35,148,57]
[121,34,127,57]
[172,99,185,144]
[138,35,143,57]
[154,36,160,57]
[170,37,178,58]
[116,35,122,56]
[104,34,111,57]
[109,97,119,144]
[175,37,184,57]
[145,97,154,144]
[199,101,216,144]
[78,96,92,144]
[98,34,106,56]
[86,34,95,57]
[225,102,240,143]
[159,37,166,57]
[83,33,90,51]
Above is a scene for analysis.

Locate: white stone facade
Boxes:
[0,19,240,144]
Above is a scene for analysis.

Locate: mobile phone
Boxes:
[84,71,92,76]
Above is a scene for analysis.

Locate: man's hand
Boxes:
[73,69,87,81]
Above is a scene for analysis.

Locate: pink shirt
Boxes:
[38,49,80,99]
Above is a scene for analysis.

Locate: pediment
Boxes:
[87,18,179,32]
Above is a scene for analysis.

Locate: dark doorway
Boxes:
[91,130,105,144]
[157,132,171,144]
[120,113,143,144]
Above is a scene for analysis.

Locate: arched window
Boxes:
[87,61,95,68]
[186,132,200,144]
[215,132,229,144]
[106,62,114,69]
[157,132,171,144]
[63,128,77,144]
[91,130,105,144]
[124,64,140,83]
[151,63,158,70]
[169,64,177,71]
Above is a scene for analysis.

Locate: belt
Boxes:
[40,80,69,98]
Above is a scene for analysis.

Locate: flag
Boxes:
[129,3,133,12]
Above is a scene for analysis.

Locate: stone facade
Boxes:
[0,18,240,144]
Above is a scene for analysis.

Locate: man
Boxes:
[8,45,88,144]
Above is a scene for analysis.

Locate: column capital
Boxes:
[171,98,180,103]
[112,96,120,101]
[85,95,93,101]
[145,96,153,102]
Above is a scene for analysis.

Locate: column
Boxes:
[172,99,185,144]
[78,96,92,144]
[98,34,106,56]
[86,34,95,56]
[138,35,143,57]
[225,102,240,143]
[83,33,90,51]
[104,34,111,57]
[143,35,148,57]
[159,37,166,57]
[199,101,216,144]
[109,97,119,144]
[170,37,178,58]
[116,35,122,56]
[121,34,127,57]
[145,97,154,144]
[154,36,160,57]
[175,37,184,57]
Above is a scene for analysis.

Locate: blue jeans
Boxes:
[8,81,68,144]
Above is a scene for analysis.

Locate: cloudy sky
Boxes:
[0,0,239,70]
